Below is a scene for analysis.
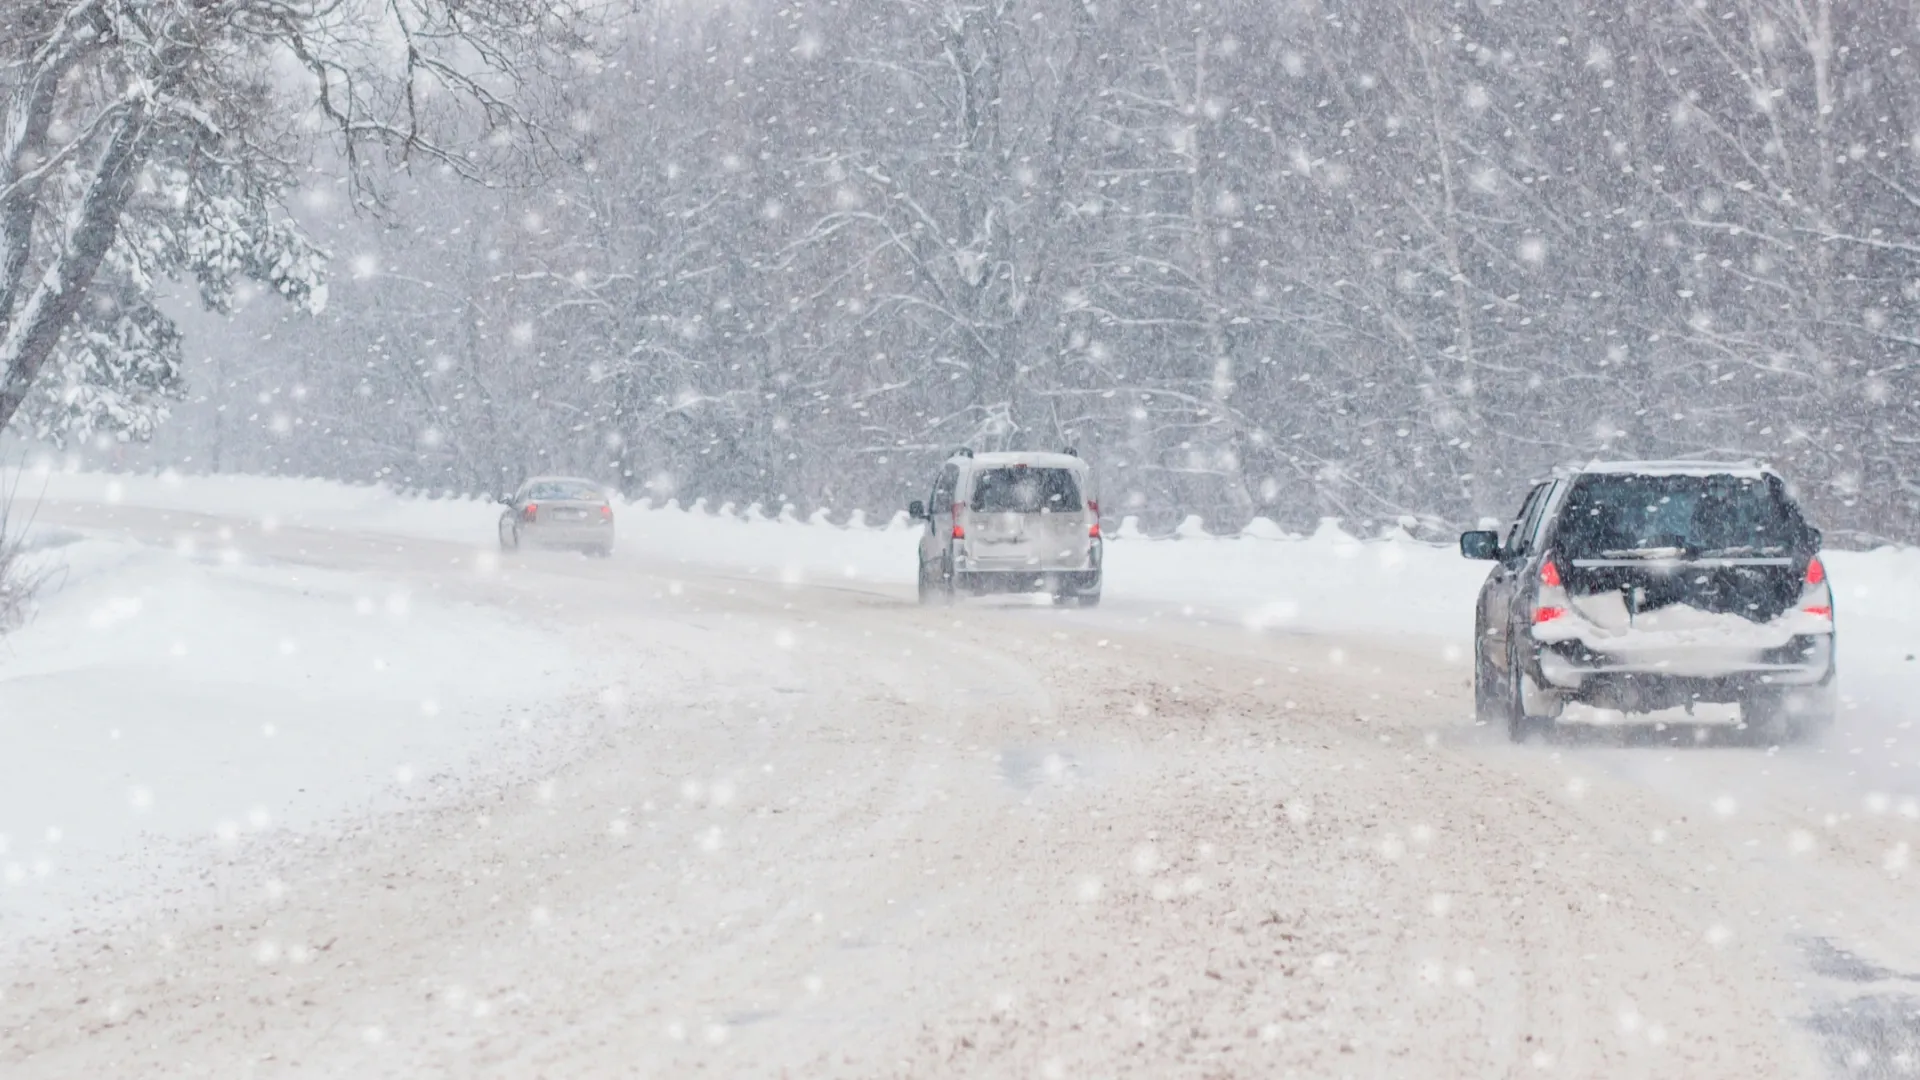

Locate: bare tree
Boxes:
[125,0,1920,541]
[0,0,597,442]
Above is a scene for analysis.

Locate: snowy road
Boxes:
[4,503,1919,1077]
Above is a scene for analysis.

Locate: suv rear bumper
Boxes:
[1532,633,1833,708]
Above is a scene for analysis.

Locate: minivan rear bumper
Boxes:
[956,542,1098,575]
[958,569,1101,595]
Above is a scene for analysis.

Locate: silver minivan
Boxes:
[908,450,1102,606]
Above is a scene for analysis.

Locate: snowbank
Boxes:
[3,467,498,546]
[7,466,1496,640]
[0,527,590,935]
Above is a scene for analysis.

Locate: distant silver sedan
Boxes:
[497,476,615,556]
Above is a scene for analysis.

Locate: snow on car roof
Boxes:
[1574,459,1773,478]
[950,451,1088,470]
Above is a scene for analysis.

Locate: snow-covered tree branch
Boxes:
[0,0,596,443]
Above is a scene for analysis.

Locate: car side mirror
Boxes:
[1459,529,1500,561]
[497,495,514,506]
[908,500,926,521]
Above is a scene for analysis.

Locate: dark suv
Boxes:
[1460,461,1835,743]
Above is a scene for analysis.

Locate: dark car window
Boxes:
[1557,473,1807,558]
[1516,481,1559,557]
[931,465,958,509]
[526,481,603,501]
[969,468,1083,513]
[1503,483,1549,558]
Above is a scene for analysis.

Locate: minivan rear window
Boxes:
[1557,474,1807,559]
[969,468,1083,513]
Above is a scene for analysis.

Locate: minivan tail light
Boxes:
[1805,557,1826,586]
[951,501,965,539]
[1088,499,1101,539]
[1539,559,1562,588]
[1533,606,1569,624]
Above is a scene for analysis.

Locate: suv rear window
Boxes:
[969,468,1083,513]
[1557,473,1807,559]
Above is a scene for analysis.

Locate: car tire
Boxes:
[1788,696,1836,743]
[1739,690,1791,745]
[1074,580,1102,608]
[1473,634,1502,725]
[917,556,940,605]
[1507,643,1553,744]
[1745,683,1835,745]
[919,552,956,605]
[591,543,613,559]
[499,521,520,552]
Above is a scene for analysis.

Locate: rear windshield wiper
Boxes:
[1595,547,1688,560]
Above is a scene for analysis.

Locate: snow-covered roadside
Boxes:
[7,467,1496,636]
[17,464,1920,642]
[22,465,1920,643]
[0,526,595,937]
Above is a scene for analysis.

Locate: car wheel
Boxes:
[1745,683,1835,745]
[499,521,520,552]
[932,551,957,605]
[1507,643,1553,744]
[1074,573,1103,608]
[1739,690,1790,745]
[917,556,940,605]
[1473,634,1501,725]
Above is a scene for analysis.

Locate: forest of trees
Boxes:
[27,0,1920,540]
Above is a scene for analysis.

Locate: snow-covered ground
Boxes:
[6,468,1920,1077]
[0,515,601,936]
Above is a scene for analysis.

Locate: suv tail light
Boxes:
[1802,556,1832,619]
[600,504,613,521]
[523,503,538,523]
[1534,554,1569,624]
[951,501,966,539]
[1088,499,1101,539]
